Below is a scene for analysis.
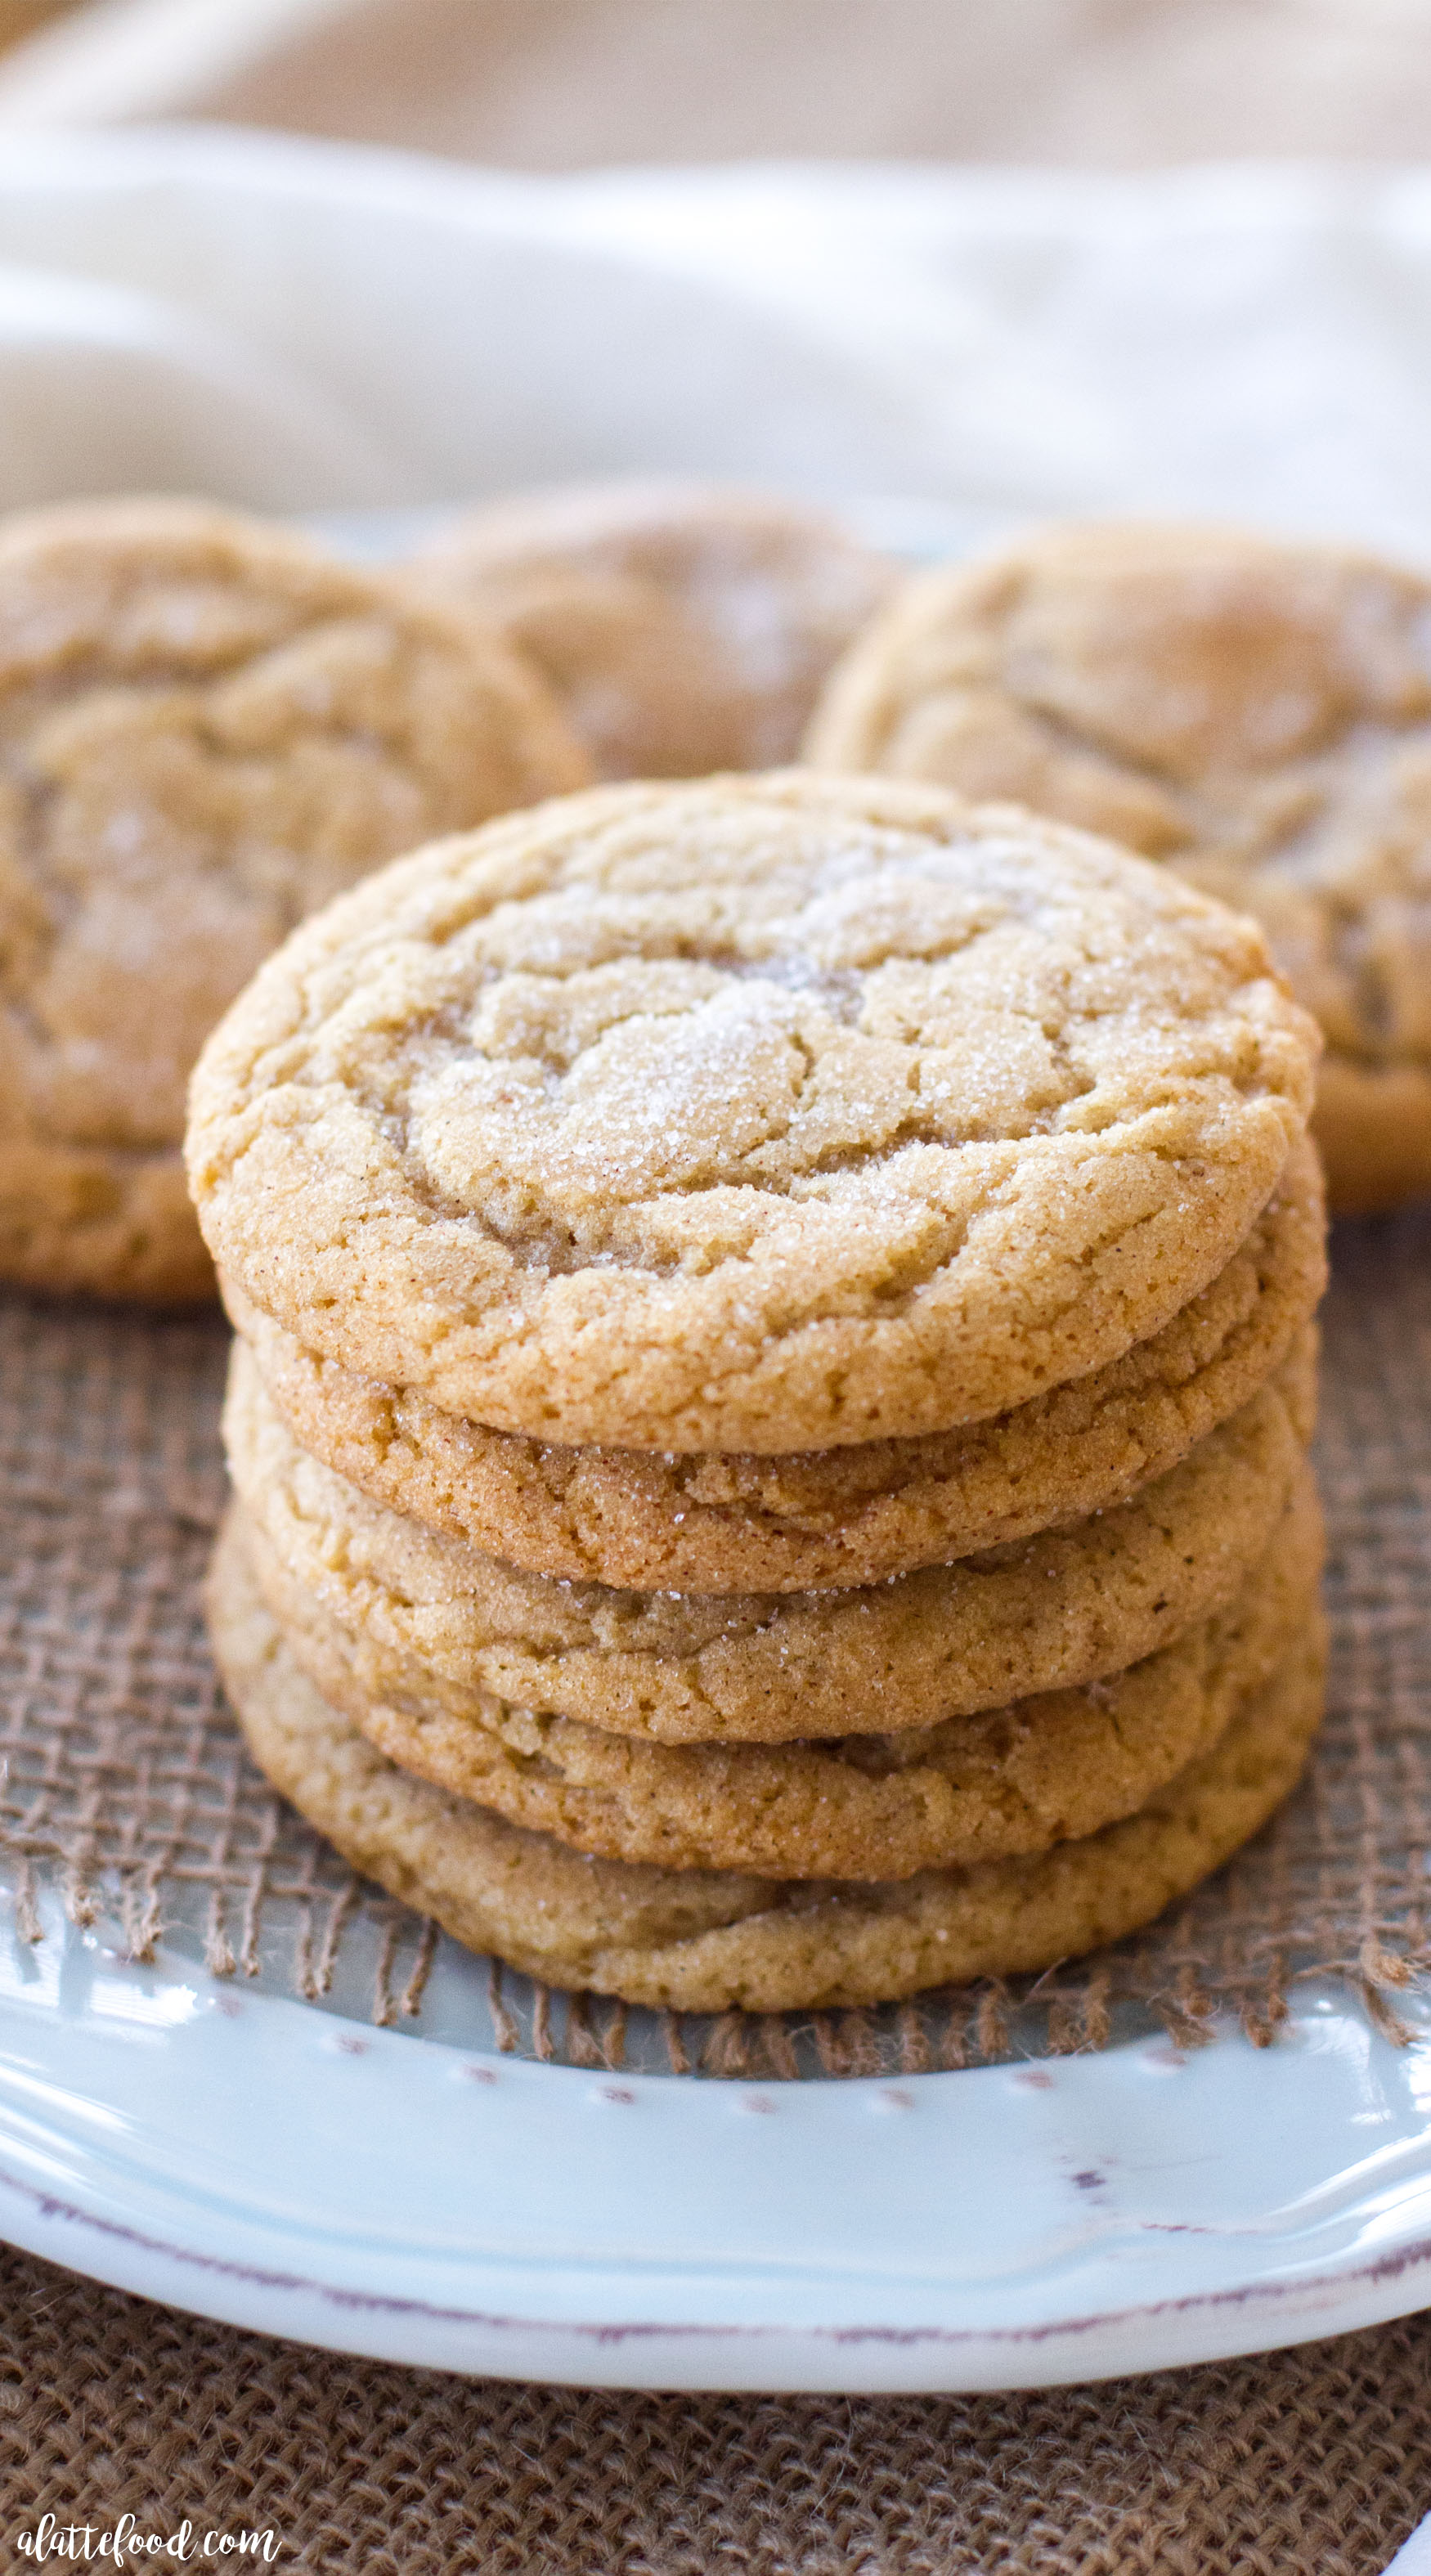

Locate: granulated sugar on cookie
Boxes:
[406,479,895,780]
[223,1137,1324,1591]
[0,496,590,1303]
[187,771,1319,1452]
[209,1506,1328,2016]
[805,519,1431,1214]
[232,1470,1321,1881]
[224,1331,1312,1748]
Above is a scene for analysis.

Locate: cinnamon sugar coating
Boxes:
[807,520,1431,1209]
[188,772,1317,1449]
[0,498,590,1299]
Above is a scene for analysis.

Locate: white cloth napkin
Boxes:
[2,124,1431,560]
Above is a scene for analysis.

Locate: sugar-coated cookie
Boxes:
[0,497,590,1302]
[209,1507,1326,2012]
[188,772,1318,1449]
[407,480,895,780]
[237,1472,1320,1879]
[225,1334,1311,1745]
[805,521,1431,1212]
[224,1138,1323,1590]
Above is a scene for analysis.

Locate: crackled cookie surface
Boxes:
[211,1509,1326,2012]
[805,521,1431,1211]
[226,1335,1311,1746]
[226,1137,1322,1589]
[408,480,895,781]
[239,1473,1319,1878]
[0,497,590,1300]
[189,772,1317,1449]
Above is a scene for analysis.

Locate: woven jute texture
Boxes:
[1,1212,1430,2566]
[0,2237,1426,2573]
[2,1199,1431,2071]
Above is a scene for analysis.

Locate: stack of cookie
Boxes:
[189,770,1328,2016]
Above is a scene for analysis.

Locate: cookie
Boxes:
[7,1142,217,1306]
[805,521,1431,1214]
[406,480,895,781]
[209,1507,1327,2011]
[187,771,1318,1451]
[0,496,590,1303]
[239,1467,1319,1879]
[1302,1056,1431,1220]
[223,1136,1323,1591]
[226,1328,1310,1744]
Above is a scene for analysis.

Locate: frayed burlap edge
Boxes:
[2,1197,1429,2076]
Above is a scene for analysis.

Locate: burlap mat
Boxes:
[2,1200,1430,2074]
[1,1212,1430,2560]
[0,2234,1425,2572]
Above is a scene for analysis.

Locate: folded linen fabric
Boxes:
[0,131,1429,551]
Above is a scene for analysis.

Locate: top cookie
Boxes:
[406,480,895,780]
[0,497,590,1302]
[188,770,1317,1452]
[805,520,1431,1212]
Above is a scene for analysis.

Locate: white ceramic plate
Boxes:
[3,1878,1431,2390]
[2,500,1425,2391]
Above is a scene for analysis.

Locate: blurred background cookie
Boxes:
[406,479,895,779]
[0,495,590,1304]
[805,520,1431,1213]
